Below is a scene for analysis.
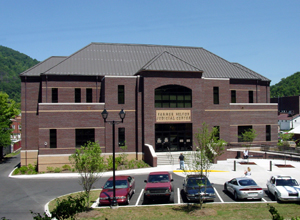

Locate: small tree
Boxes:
[240,128,257,163]
[0,92,19,160]
[184,123,226,209]
[69,141,105,209]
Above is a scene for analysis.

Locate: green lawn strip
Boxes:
[75,203,300,220]
[4,150,20,158]
[48,189,101,212]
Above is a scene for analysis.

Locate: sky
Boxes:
[1,0,299,85]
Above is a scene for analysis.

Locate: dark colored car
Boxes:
[99,175,135,205]
[183,175,215,202]
[144,171,174,203]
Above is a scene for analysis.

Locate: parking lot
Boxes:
[96,158,300,207]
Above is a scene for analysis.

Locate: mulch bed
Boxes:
[239,162,256,165]
[275,164,294,168]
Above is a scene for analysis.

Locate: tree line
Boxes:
[0,45,39,104]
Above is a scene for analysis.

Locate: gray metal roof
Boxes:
[21,43,270,81]
[231,63,270,81]
[140,51,203,73]
[20,56,66,76]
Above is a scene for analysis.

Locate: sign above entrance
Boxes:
[156,110,191,122]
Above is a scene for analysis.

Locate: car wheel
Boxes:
[224,184,227,191]
[143,194,148,204]
[234,191,239,201]
[169,192,174,203]
[274,193,279,202]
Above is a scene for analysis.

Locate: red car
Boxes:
[143,171,174,203]
[99,176,135,205]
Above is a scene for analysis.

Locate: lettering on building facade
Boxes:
[156,110,191,122]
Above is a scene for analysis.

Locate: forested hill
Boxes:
[270,72,300,98]
[0,45,39,103]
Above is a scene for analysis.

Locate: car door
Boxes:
[268,177,276,195]
[227,179,238,195]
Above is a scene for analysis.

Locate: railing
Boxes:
[166,147,174,165]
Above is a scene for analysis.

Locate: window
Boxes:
[118,127,125,147]
[118,85,125,104]
[238,125,252,142]
[231,90,236,103]
[75,88,81,103]
[213,126,220,140]
[75,129,95,147]
[86,88,92,103]
[266,125,271,141]
[52,88,58,103]
[249,91,253,103]
[50,129,57,148]
[213,87,219,104]
[155,85,192,108]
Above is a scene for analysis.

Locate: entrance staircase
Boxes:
[156,152,192,166]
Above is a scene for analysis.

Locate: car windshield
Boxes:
[238,179,257,186]
[276,179,299,186]
[103,180,128,189]
[148,174,169,183]
[187,178,211,187]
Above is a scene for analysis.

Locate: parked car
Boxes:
[266,175,300,202]
[144,171,174,203]
[99,175,135,205]
[183,175,215,202]
[224,177,264,201]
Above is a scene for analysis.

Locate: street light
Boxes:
[101,108,126,207]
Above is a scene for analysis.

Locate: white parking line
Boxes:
[262,198,267,202]
[214,187,224,203]
[177,188,181,204]
[136,189,144,206]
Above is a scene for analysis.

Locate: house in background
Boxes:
[278,113,300,131]
[20,42,278,171]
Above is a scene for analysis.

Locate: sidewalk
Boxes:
[9,158,300,187]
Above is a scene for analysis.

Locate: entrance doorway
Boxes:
[155,123,192,152]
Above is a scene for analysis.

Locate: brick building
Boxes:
[20,43,278,171]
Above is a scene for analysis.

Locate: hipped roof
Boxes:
[20,42,270,82]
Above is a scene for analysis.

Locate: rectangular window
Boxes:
[52,88,58,103]
[86,88,92,103]
[75,129,95,148]
[214,126,220,140]
[75,88,81,103]
[50,129,57,148]
[238,125,252,142]
[118,127,125,147]
[231,90,236,103]
[266,125,271,141]
[249,91,253,103]
[213,87,219,104]
[118,85,125,104]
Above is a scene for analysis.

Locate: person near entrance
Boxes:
[179,153,184,170]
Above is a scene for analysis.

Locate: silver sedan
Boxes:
[224,177,264,201]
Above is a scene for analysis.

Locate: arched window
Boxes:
[155,85,192,108]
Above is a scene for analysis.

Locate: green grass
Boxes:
[4,150,20,158]
[75,203,300,220]
[48,190,101,213]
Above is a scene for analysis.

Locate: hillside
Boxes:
[270,72,300,98]
[0,45,39,103]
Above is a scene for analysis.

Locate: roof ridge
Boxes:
[232,62,270,81]
[139,51,203,72]
[44,43,93,74]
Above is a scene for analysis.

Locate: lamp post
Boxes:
[101,108,126,207]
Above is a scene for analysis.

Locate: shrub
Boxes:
[54,167,62,173]
[51,194,86,219]
[106,155,118,170]
[62,164,71,171]
[47,167,54,172]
